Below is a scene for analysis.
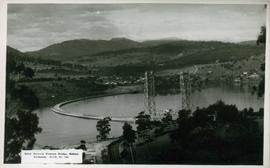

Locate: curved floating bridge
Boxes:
[51,100,135,123]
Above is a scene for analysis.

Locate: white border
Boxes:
[0,0,269,168]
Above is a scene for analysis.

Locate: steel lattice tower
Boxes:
[179,72,192,111]
[144,71,156,119]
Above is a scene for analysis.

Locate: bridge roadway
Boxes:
[50,99,136,123]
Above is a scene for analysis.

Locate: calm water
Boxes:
[35,84,263,147]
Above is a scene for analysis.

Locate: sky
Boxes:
[7,4,266,52]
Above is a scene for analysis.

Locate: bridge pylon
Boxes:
[179,72,192,111]
[144,71,157,120]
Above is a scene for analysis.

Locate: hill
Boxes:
[7,46,27,60]
[26,38,142,61]
[7,46,64,66]
[75,40,264,68]
[142,37,185,46]
[238,40,257,46]
[22,38,265,74]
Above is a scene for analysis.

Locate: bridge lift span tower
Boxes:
[144,71,157,119]
[179,72,192,111]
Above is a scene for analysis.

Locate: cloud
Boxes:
[7,4,266,52]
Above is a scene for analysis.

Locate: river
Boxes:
[34,84,263,148]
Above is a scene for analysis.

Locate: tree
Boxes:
[122,122,136,163]
[135,111,151,132]
[258,63,265,97]
[122,122,136,144]
[256,26,266,45]
[167,101,263,164]
[177,109,191,124]
[4,110,42,163]
[11,85,40,111]
[161,110,173,125]
[256,25,266,97]
[6,56,16,76]
[23,67,35,78]
[96,117,111,141]
[4,47,42,163]
[15,63,25,74]
[207,100,239,123]
[135,111,152,145]
[4,88,41,163]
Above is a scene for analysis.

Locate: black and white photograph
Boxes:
[1,1,269,166]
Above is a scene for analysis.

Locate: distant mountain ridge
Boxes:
[19,38,264,69]
[25,37,202,61]
[7,46,26,58]
[26,38,142,60]
[238,40,257,46]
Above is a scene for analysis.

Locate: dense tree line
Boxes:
[107,101,263,164]
[159,101,263,164]
[5,48,41,163]
[256,26,266,97]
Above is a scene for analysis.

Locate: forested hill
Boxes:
[7,46,63,66]
[7,46,26,60]
[18,38,265,69]
[26,38,142,61]
[76,40,264,68]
